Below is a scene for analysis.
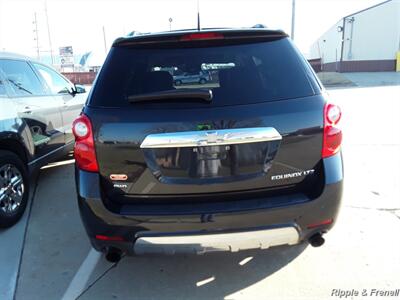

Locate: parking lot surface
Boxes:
[1,84,399,300]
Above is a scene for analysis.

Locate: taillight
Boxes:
[180,32,224,41]
[72,114,99,172]
[95,235,124,241]
[307,218,333,229]
[322,103,342,158]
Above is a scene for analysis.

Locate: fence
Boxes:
[308,59,322,73]
[62,72,97,85]
[64,60,324,85]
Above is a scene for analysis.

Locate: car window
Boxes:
[90,38,315,108]
[0,59,47,96]
[33,63,74,95]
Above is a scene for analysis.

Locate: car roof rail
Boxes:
[126,31,149,37]
[252,24,268,28]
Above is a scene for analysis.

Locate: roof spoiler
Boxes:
[113,29,288,47]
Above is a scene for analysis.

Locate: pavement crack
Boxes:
[76,255,126,299]
[392,212,400,221]
[345,205,400,212]
[13,172,41,300]
[346,205,400,222]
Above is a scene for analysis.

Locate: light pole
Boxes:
[169,18,173,31]
[291,0,295,40]
[102,26,107,54]
[44,0,54,65]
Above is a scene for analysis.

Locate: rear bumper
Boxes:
[76,153,343,255]
[134,227,300,254]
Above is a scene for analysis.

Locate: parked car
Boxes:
[74,28,343,262]
[173,70,211,85]
[0,52,87,228]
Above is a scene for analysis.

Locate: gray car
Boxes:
[0,52,87,227]
[173,71,211,85]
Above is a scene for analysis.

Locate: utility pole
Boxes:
[44,1,54,65]
[102,26,107,54]
[347,17,355,60]
[291,0,295,40]
[33,12,40,60]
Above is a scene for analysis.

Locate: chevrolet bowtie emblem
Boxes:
[205,131,219,143]
[195,131,225,145]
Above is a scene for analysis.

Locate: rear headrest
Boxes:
[218,68,234,88]
[126,71,173,96]
[143,71,173,93]
[219,67,262,91]
[220,67,261,86]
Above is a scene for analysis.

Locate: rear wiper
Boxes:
[127,89,213,103]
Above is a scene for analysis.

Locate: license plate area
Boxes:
[140,127,282,185]
[142,140,280,185]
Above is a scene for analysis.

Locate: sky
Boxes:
[0,0,385,61]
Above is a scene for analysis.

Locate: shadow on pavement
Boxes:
[81,243,308,300]
[15,157,92,300]
[17,153,309,300]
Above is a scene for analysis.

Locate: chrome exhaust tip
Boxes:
[309,233,325,247]
[105,247,122,263]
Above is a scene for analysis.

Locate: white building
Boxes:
[309,0,400,72]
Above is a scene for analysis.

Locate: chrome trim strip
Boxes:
[27,141,74,166]
[134,227,299,254]
[140,127,282,149]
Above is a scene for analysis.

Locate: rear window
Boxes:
[90,38,316,108]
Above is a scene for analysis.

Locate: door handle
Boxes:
[140,127,282,149]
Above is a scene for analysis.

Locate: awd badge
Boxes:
[110,174,128,181]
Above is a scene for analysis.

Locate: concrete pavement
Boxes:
[318,71,400,88]
[0,183,35,300]
[343,72,400,87]
[15,156,91,300]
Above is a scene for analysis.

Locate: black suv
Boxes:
[0,52,86,227]
[74,29,343,260]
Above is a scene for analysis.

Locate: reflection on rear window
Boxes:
[90,38,315,107]
[151,63,235,89]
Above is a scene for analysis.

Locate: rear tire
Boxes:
[0,150,29,228]
[199,78,206,84]
[174,80,182,86]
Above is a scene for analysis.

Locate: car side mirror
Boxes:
[74,84,86,94]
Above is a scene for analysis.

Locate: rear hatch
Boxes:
[87,30,324,202]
